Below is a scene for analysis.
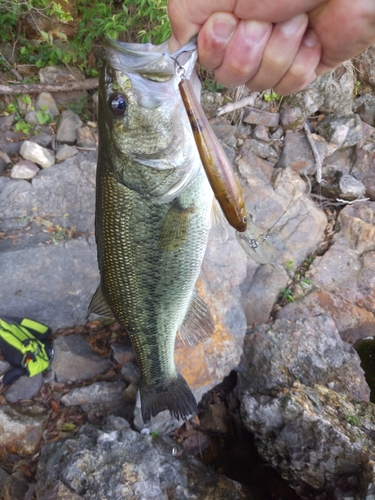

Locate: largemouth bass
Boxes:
[89,38,214,422]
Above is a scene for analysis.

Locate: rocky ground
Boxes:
[1,45,375,499]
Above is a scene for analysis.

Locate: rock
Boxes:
[20,141,55,169]
[0,360,11,375]
[253,124,270,141]
[243,138,278,162]
[352,147,375,200]
[2,471,29,500]
[319,64,356,115]
[277,201,375,343]
[35,417,251,500]
[0,114,15,132]
[276,130,326,175]
[56,144,78,161]
[316,114,363,148]
[0,140,22,155]
[76,126,96,148]
[0,404,48,455]
[10,159,39,179]
[38,66,87,106]
[120,362,140,386]
[4,373,44,403]
[322,147,355,178]
[354,94,375,126]
[61,380,126,407]
[354,44,375,92]
[243,107,280,127]
[320,172,366,201]
[29,133,53,148]
[110,343,136,366]
[237,315,374,499]
[0,237,99,330]
[24,111,40,126]
[0,157,7,176]
[56,110,83,145]
[0,468,9,496]
[35,92,59,118]
[51,334,112,382]
[280,105,306,130]
[210,119,237,149]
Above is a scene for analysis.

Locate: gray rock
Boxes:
[322,147,355,178]
[352,147,375,200]
[0,360,11,375]
[24,110,40,126]
[277,201,375,343]
[76,126,97,148]
[5,373,44,403]
[354,44,375,91]
[0,236,99,330]
[354,94,375,126]
[120,361,140,386]
[0,140,22,155]
[316,114,363,148]
[243,107,279,127]
[35,92,59,118]
[52,334,112,382]
[211,119,237,149]
[319,64,356,115]
[277,130,326,175]
[237,315,374,499]
[29,133,53,149]
[0,114,15,132]
[20,141,55,169]
[35,418,251,500]
[0,404,48,455]
[253,124,270,141]
[56,110,83,145]
[60,380,129,419]
[0,157,7,176]
[280,105,305,130]
[0,468,9,497]
[39,66,84,85]
[338,174,366,200]
[110,343,136,366]
[2,471,30,500]
[56,144,78,161]
[10,159,39,179]
[244,138,278,162]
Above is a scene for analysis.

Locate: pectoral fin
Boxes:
[88,284,114,318]
[159,201,194,252]
[178,289,214,345]
[210,198,228,241]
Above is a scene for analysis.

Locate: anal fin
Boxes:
[178,289,214,345]
[88,284,114,318]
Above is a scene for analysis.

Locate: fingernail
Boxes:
[244,20,270,45]
[303,29,319,48]
[280,13,307,36]
[213,15,237,42]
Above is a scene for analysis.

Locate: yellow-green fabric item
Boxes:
[20,318,49,335]
[0,319,50,377]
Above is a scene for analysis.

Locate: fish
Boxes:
[89,37,215,423]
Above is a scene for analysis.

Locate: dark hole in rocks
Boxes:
[355,336,375,403]
[172,371,302,500]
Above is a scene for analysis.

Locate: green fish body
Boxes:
[90,38,214,422]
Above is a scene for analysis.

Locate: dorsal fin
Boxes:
[88,284,114,318]
[178,289,214,345]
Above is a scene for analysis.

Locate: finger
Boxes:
[245,13,308,92]
[214,19,272,88]
[197,13,239,70]
[273,29,322,95]
[234,0,323,23]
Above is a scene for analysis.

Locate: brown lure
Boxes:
[179,78,248,232]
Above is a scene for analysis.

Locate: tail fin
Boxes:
[140,372,197,423]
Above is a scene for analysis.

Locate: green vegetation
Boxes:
[279,287,295,303]
[0,0,171,72]
[345,415,361,426]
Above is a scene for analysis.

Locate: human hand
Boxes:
[168,0,375,95]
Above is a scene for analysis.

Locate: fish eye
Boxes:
[109,94,127,116]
